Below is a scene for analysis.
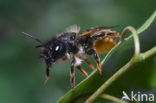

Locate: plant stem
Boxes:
[120,26,140,58]
[85,58,134,103]
[140,46,156,60]
[100,94,127,103]
[85,47,156,103]
[85,26,156,103]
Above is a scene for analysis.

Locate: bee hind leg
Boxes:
[76,66,88,77]
[84,59,95,70]
[87,49,102,76]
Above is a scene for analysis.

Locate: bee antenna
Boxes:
[21,32,43,45]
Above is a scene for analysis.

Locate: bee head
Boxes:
[22,32,67,83]
[22,32,66,67]
[40,39,66,66]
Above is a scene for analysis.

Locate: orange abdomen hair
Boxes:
[94,37,116,53]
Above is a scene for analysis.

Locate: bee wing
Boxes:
[64,24,80,33]
[94,25,119,30]
[78,25,119,38]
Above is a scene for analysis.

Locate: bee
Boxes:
[22,25,120,90]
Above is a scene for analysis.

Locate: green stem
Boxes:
[86,46,156,103]
[140,46,156,60]
[85,27,156,103]
[120,26,140,58]
[85,58,134,103]
[100,94,128,103]
[85,26,139,103]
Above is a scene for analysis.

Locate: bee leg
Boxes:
[87,49,102,76]
[91,32,105,39]
[84,59,95,70]
[70,58,76,91]
[76,66,88,77]
[44,64,50,85]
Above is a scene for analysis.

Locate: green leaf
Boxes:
[57,10,156,103]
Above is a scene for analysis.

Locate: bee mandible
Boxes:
[22,25,120,90]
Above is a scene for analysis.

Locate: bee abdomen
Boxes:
[94,37,116,53]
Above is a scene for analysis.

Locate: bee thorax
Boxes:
[74,57,82,66]
[78,46,85,54]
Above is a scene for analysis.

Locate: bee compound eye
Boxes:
[50,41,66,60]
[55,45,60,51]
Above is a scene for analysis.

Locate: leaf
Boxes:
[57,10,156,103]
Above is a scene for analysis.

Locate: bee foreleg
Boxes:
[44,64,50,85]
[76,66,88,77]
[70,58,76,91]
[87,49,102,76]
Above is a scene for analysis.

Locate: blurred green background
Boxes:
[0,0,156,103]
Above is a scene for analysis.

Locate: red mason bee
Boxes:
[22,25,120,90]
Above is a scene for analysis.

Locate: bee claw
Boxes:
[99,71,103,77]
[96,62,102,76]
[44,76,49,85]
[44,64,50,85]
[72,88,75,93]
